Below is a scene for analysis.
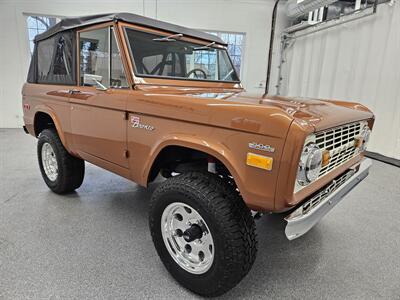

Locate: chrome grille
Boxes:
[316,121,365,178]
[302,169,355,215]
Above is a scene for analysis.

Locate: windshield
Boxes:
[124,28,240,82]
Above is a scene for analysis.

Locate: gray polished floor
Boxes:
[1,128,399,299]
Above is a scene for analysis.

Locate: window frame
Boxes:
[122,26,241,84]
[76,22,131,89]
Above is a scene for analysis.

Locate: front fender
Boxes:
[143,134,244,191]
[139,128,284,211]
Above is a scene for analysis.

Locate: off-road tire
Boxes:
[37,129,84,194]
[149,172,258,297]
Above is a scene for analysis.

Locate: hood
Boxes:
[193,91,374,132]
[133,87,374,137]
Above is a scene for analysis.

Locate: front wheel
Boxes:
[149,172,257,297]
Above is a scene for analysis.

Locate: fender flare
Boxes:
[33,105,67,148]
[143,135,246,193]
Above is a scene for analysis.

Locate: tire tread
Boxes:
[38,129,84,194]
[149,172,257,297]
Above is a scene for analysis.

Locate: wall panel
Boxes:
[282,2,400,159]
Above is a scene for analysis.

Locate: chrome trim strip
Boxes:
[285,158,372,240]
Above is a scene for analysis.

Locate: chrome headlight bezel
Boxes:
[297,139,323,187]
[359,125,371,152]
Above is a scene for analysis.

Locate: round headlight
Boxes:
[360,125,371,151]
[297,143,322,186]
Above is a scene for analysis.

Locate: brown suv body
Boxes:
[22,16,374,213]
[22,13,375,296]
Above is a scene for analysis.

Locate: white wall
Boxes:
[0,0,287,128]
[281,2,400,159]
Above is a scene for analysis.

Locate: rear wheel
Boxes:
[37,129,84,194]
[149,172,257,297]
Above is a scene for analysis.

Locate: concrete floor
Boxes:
[1,128,399,299]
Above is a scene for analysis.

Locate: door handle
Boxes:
[69,89,81,94]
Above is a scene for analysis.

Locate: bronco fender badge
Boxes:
[130,116,155,131]
[248,142,275,153]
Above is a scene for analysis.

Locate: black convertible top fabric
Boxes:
[34,12,226,45]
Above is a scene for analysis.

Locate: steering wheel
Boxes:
[186,68,207,79]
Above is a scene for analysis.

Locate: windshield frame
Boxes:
[122,26,241,84]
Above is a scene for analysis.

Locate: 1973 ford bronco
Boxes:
[22,13,374,296]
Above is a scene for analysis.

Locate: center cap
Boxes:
[183,224,203,242]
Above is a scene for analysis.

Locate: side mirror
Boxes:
[83,74,108,91]
[94,80,108,91]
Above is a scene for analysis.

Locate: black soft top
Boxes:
[34,12,226,45]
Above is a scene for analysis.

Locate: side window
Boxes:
[79,27,109,86]
[33,31,76,85]
[36,31,75,85]
[79,27,128,88]
[37,37,55,82]
[53,36,69,75]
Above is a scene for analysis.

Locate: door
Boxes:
[70,25,130,168]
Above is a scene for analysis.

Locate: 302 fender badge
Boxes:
[248,142,275,153]
[130,116,155,131]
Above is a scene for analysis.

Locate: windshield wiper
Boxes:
[152,33,183,42]
[193,42,215,51]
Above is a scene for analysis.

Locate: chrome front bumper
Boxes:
[285,158,372,240]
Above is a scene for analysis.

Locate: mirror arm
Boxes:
[95,80,108,91]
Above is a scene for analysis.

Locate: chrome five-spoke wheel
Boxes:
[161,202,214,274]
[41,142,58,181]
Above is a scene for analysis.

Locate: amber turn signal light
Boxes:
[322,150,330,167]
[246,153,273,171]
[354,137,364,149]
